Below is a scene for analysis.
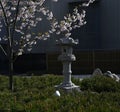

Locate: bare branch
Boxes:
[0,44,7,56]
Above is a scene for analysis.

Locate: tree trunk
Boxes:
[9,50,14,91]
[8,26,14,91]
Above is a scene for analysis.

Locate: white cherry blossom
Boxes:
[0,0,95,59]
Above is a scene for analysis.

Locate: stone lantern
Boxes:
[55,37,80,91]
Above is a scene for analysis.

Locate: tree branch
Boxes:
[0,44,7,56]
[0,1,9,26]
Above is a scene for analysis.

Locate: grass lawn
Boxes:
[0,74,120,112]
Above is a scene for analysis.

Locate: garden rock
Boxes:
[54,90,60,97]
[104,71,120,82]
[92,68,103,76]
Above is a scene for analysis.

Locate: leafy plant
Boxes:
[0,74,119,112]
[80,75,120,92]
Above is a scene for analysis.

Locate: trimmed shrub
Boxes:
[0,74,119,111]
[80,75,120,92]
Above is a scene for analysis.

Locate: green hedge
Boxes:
[0,75,119,112]
[80,75,120,92]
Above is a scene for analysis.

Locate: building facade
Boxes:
[0,0,120,74]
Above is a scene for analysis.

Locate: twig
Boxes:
[0,44,7,56]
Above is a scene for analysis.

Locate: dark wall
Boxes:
[14,54,46,74]
[100,0,120,49]
[0,44,8,73]
[0,50,119,74]
[1,0,120,53]
[0,0,120,74]
[46,50,120,74]
[69,1,101,50]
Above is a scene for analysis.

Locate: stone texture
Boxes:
[104,71,120,82]
[55,37,80,92]
[92,68,103,76]
[92,69,120,82]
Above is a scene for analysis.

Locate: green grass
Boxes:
[0,74,119,112]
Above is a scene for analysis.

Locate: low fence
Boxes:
[14,53,46,74]
[46,50,120,74]
[0,50,120,75]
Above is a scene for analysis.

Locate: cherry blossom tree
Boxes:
[0,0,95,91]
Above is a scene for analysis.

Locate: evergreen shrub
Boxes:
[0,74,119,111]
[80,75,120,92]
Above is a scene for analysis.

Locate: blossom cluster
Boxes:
[50,0,95,38]
[0,0,55,55]
[0,0,95,55]
[50,8,86,38]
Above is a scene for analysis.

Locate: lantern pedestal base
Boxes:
[55,82,81,92]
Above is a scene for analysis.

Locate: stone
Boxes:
[104,71,113,78]
[55,37,80,92]
[92,69,120,82]
[104,71,120,82]
[54,90,60,97]
[92,68,103,76]
[112,73,120,82]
